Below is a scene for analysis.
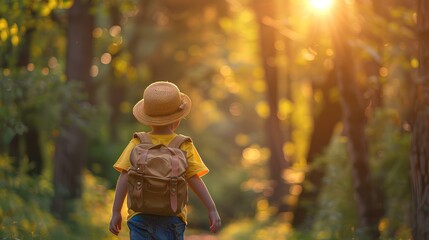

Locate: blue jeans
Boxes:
[127,214,186,240]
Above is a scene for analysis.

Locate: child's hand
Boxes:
[109,213,122,235]
[208,209,221,233]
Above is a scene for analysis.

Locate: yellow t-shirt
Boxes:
[113,133,209,224]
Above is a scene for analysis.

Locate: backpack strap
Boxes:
[168,134,192,148]
[133,132,152,144]
[168,134,191,213]
[170,153,180,213]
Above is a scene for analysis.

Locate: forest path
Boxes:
[186,234,219,240]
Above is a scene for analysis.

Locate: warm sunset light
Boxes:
[2,0,422,239]
[309,0,333,12]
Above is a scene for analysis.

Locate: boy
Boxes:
[109,81,221,239]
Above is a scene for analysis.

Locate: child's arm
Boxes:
[188,175,221,233]
[109,171,128,235]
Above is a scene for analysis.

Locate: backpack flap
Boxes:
[127,133,151,210]
[143,175,169,193]
[127,170,144,209]
[130,147,148,173]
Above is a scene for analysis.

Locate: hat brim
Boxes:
[132,93,192,126]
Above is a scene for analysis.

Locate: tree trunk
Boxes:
[8,27,44,175]
[410,1,429,239]
[253,0,291,213]
[24,128,43,175]
[281,0,293,143]
[331,0,381,237]
[362,0,388,110]
[52,0,94,218]
[293,70,342,228]
[108,4,126,141]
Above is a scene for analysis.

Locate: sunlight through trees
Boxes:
[0,0,421,239]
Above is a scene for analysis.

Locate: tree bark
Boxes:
[410,1,429,239]
[108,3,126,141]
[293,70,342,228]
[52,0,94,218]
[362,0,388,110]
[7,26,44,175]
[24,128,43,175]
[254,0,291,213]
[331,0,381,237]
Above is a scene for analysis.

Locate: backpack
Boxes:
[127,132,191,216]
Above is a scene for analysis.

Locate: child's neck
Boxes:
[150,126,175,135]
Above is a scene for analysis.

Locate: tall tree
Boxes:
[8,27,44,175]
[293,69,342,228]
[1,4,44,175]
[52,0,94,218]
[253,0,291,213]
[330,0,381,237]
[107,1,126,140]
[410,0,429,239]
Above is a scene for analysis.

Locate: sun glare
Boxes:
[309,0,333,12]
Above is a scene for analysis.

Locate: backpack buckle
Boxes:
[136,164,144,174]
[170,176,178,183]
[170,177,178,193]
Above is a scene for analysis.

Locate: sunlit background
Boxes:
[309,0,333,12]
[0,0,421,239]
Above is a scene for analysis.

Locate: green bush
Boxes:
[311,109,412,239]
[0,156,118,240]
[367,109,412,239]
[312,137,359,239]
[0,156,58,239]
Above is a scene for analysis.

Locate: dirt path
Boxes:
[186,234,219,240]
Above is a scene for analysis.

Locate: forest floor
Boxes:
[186,234,219,240]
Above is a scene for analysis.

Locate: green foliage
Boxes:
[309,108,412,240]
[187,163,257,230]
[0,156,117,240]
[220,218,294,240]
[0,157,57,239]
[0,70,98,152]
[0,0,418,239]
[0,156,57,239]
[87,136,125,187]
[367,109,412,239]
[312,137,359,239]
[0,1,69,68]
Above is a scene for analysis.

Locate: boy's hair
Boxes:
[133,81,192,126]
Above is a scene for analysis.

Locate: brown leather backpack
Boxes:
[127,132,191,216]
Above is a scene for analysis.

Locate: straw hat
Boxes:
[133,81,192,126]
